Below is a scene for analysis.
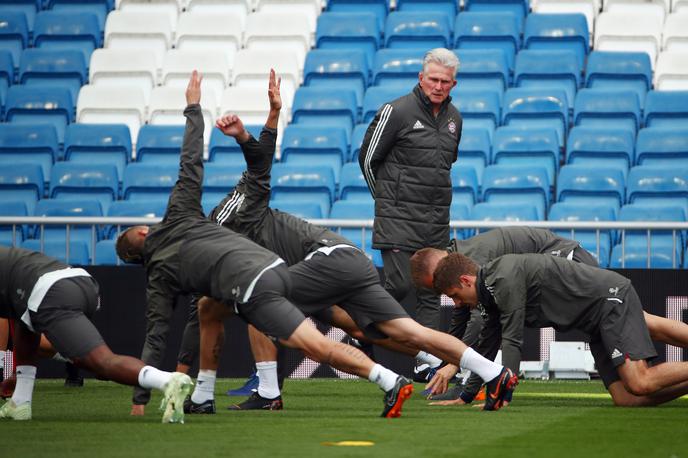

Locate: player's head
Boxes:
[432,253,479,308]
[410,248,448,289]
[418,48,458,106]
[115,225,149,264]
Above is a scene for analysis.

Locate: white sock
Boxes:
[416,351,442,368]
[256,361,280,399]
[368,364,398,392]
[12,365,37,405]
[137,365,172,391]
[191,369,216,403]
[459,348,502,383]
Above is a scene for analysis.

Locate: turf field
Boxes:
[3,378,686,458]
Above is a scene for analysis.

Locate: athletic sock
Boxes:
[137,365,172,391]
[368,364,398,392]
[256,361,280,399]
[459,348,502,383]
[12,365,37,405]
[191,369,216,404]
[415,351,442,369]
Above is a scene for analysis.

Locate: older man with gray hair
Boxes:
[358,48,463,379]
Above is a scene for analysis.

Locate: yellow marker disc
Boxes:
[321,441,375,447]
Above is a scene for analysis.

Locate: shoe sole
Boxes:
[383,384,414,419]
[484,372,519,411]
[161,378,193,424]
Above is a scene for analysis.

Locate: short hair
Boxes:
[410,248,446,288]
[115,227,144,264]
[432,252,478,293]
[423,48,460,77]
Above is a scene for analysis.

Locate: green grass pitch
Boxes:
[2,378,687,458]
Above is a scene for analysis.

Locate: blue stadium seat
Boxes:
[326,0,389,31]
[0,49,13,111]
[5,85,74,145]
[636,128,688,168]
[585,51,652,110]
[339,162,371,201]
[396,0,458,18]
[64,123,131,181]
[456,127,491,186]
[470,201,540,223]
[557,165,625,216]
[464,0,529,26]
[451,165,479,210]
[573,89,640,135]
[105,199,166,239]
[0,162,43,215]
[450,87,500,138]
[292,87,358,140]
[362,85,408,124]
[0,123,58,181]
[47,0,113,31]
[514,49,581,108]
[270,164,336,217]
[49,162,118,213]
[207,124,262,165]
[454,12,520,70]
[372,48,423,87]
[548,201,616,267]
[281,125,348,183]
[502,88,568,146]
[610,244,677,269]
[449,201,471,239]
[523,14,589,69]
[350,123,368,162]
[627,166,688,217]
[454,49,509,94]
[0,11,28,68]
[271,201,323,220]
[123,163,178,201]
[202,163,246,215]
[384,11,452,50]
[94,239,117,265]
[33,11,101,63]
[19,48,87,106]
[315,12,381,69]
[566,126,634,177]
[21,239,90,265]
[492,126,559,184]
[482,165,550,220]
[644,90,688,129]
[329,199,381,266]
[0,200,27,245]
[136,125,185,165]
[304,49,369,109]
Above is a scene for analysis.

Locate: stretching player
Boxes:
[0,247,192,422]
[184,70,517,413]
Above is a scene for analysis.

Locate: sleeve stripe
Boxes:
[215,191,245,226]
[363,104,393,192]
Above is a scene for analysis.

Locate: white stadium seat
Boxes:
[77,84,147,143]
[243,12,311,70]
[175,12,243,69]
[232,49,300,111]
[116,0,181,32]
[663,12,688,51]
[220,86,287,137]
[672,0,688,12]
[604,0,667,26]
[89,48,158,104]
[104,11,172,69]
[255,0,322,34]
[655,50,688,90]
[595,12,663,67]
[533,0,599,39]
[161,49,230,106]
[186,0,251,29]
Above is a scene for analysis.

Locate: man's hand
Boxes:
[130,404,145,416]
[429,398,469,406]
[215,114,249,143]
[268,68,281,111]
[186,70,202,106]
[424,364,459,398]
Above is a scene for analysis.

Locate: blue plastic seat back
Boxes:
[329,199,381,266]
[33,11,101,63]
[636,127,688,168]
[304,49,369,107]
[557,165,626,216]
[208,124,262,165]
[524,13,589,69]
[514,49,581,107]
[566,126,634,176]
[0,0,38,30]
[372,48,423,87]
[49,162,118,213]
[0,123,58,180]
[362,85,408,124]
[123,163,178,200]
[482,164,550,219]
[0,162,44,214]
[644,90,688,129]
[339,162,371,201]
[203,163,245,193]
[454,12,520,70]
[456,128,490,186]
[610,244,678,269]
[47,0,114,31]
[492,126,559,183]
[0,49,13,110]
[0,11,29,66]
[471,201,540,223]
[94,239,117,265]
[573,88,640,135]
[136,125,185,164]
[350,123,369,162]
[282,125,348,163]
[464,0,529,25]
[326,0,389,31]
[270,163,336,217]
[5,85,74,145]
[397,0,458,17]
[450,165,478,208]
[272,201,323,219]
[21,239,90,265]
[585,51,652,110]
[19,48,86,106]
[618,203,685,260]
[627,165,688,217]
[32,198,102,251]
[316,12,381,69]
[384,11,452,49]
[292,87,357,138]
[502,87,568,146]
[64,123,131,181]
[0,199,28,243]
[548,201,615,266]
[450,88,501,134]
[105,198,166,239]
[454,49,509,93]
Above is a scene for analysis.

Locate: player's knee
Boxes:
[198,296,225,322]
[622,376,654,397]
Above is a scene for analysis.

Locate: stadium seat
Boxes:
[350,123,368,162]
[557,164,626,216]
[362,85,408,124]
[470,202,540,224]
[33,11,101,64]
[207,124,263,165]
[49,162,118,213]
[573,88,641,135]
[315,12,381,70]
[89,48,158,104]
[514,49,581,108]
[0,11,28,69]
[186,0,250,28]
[396,0,458,18]
[372,48,423,87]
[232,49,300,111]
[243,12,311,68]
[220,87,286,131]
[449,201,471,239]
[0,1,37,32]
[304,49,369,109]
[117,0,179,32]
[584,51,652,109]
[148,85,217,148]
[19,49,86,106]
[531,0,597,43]
[464,0,529,26]
[105,198,166,239]
[523,13,589,69]
[255,0,322,33]
[104,11,172,68]
[450,87,500,138]
[0,123,58,182]
[0,200,27,245]
[76,84,147,144]
[456,128,491,186]
[604,0,666,25]
[594,12,662,68]
[271,200,323,220]
[454,49,509,94]
[636,127,688,167]
[610,244,678,269]
[202,163,245,214]
[5,85,74,145]
[281,125,348,183]
[46,0,113,31]
[451,165,479,210]
[21,239,91,265]
[175,12,242,68]
[454,12,520,70]
[291,87,358,140]
[502,88,569,146]
[626,165,688,216]
[0,49,13,110]
[339,161,371,201]
[270,164,336,217]
[482,164,550,220]
[663,12,688,52]
[135,125,184,165]
[383,11,452,50]
[492,126,559,183]
[64,123,131,182]
[122,163,178,201]
[655,51,688,91]
[0,163,43,215]
[326,0,389,31]
[329,198,381,267]
[94,239,117,265]
[643,90,688,129]
[566,126,634,177]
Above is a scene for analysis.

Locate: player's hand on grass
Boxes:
[215,114,249,143]
[268,68,282,112]
[429,398,468,406]
[186,70,203,106]
[424,364,459,398]
[130,404,145,416]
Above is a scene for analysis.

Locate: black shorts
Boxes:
[288,246,409,340]
[236,264,306,341]
[589,285,657,388]
[30,276,105,360]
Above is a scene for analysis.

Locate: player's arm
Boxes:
[494,280,527,374]
[358,103,399,196]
